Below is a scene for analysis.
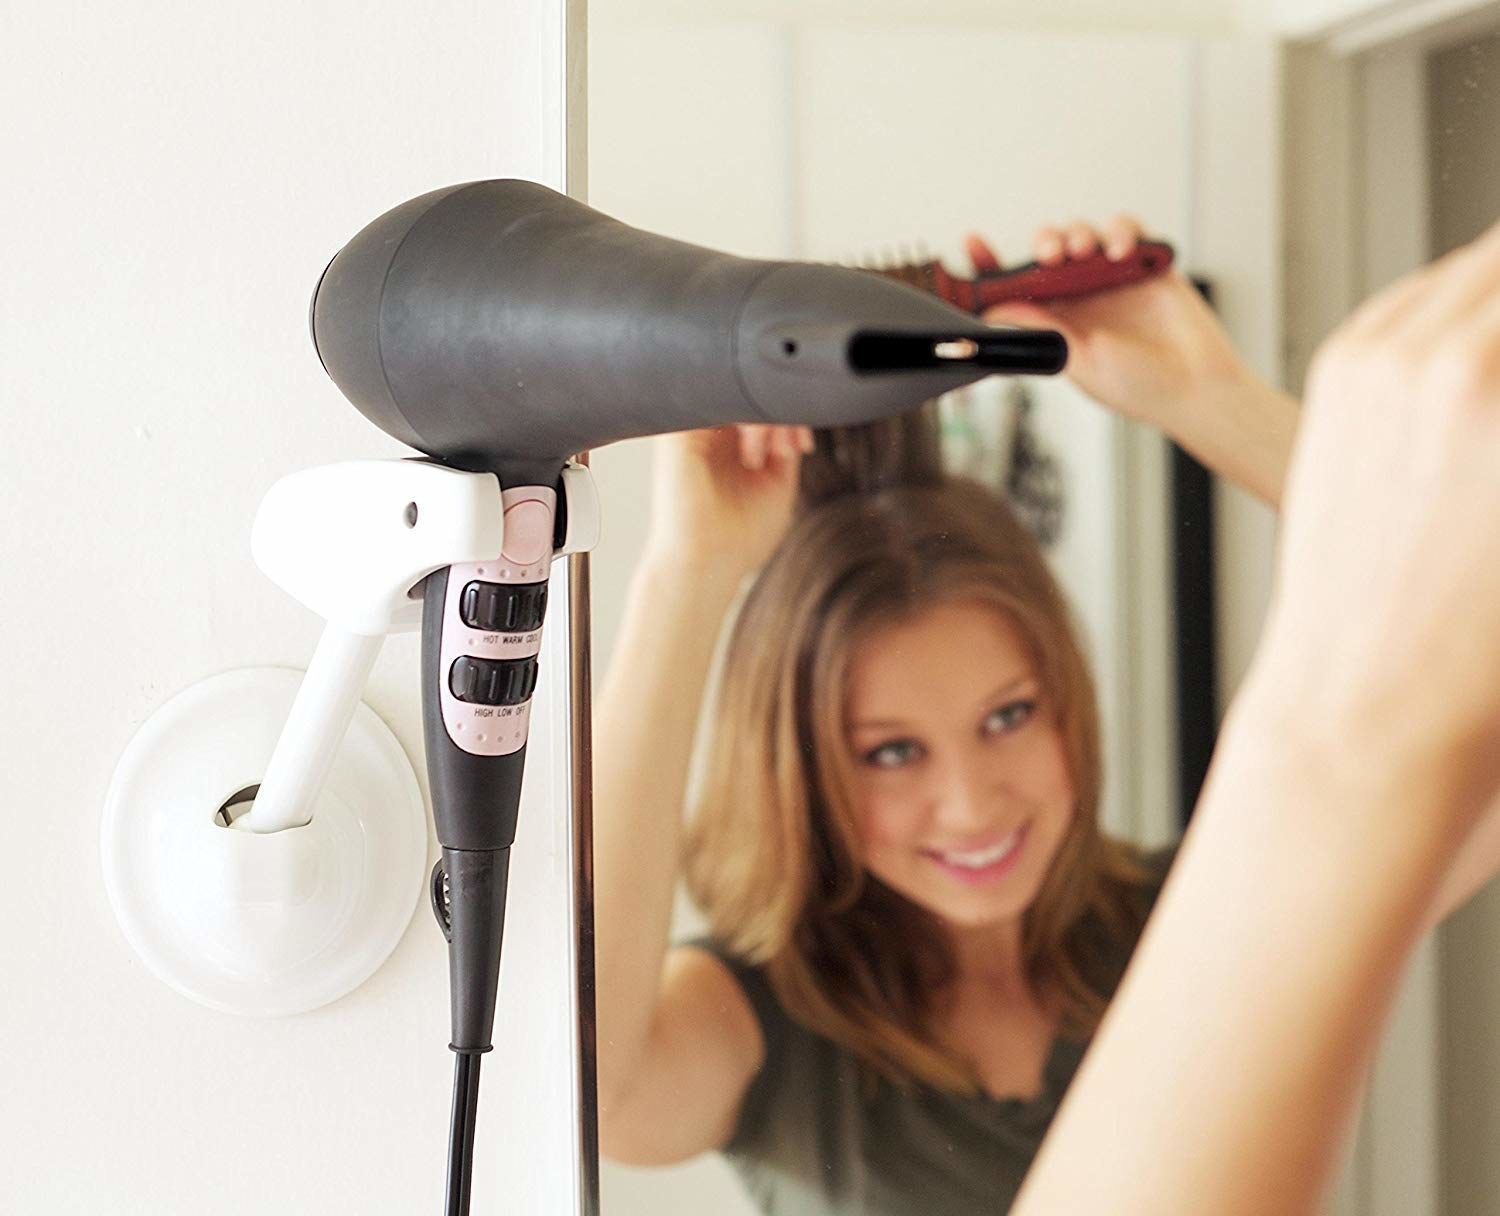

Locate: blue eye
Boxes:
[984,700,1036,736]
[864,739,922,769]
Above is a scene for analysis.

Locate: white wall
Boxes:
[0,2,585,1211]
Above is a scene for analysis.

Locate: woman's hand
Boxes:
[970,217,1251,430]
[646,424,814,576]
[968,218,1299,507]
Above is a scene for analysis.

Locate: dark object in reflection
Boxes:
[1004,387,1065,548]
[1172,276,1222,827]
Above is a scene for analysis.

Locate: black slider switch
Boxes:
[460,580,549,633]
[449,655,541,706]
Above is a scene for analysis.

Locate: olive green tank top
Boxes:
[693,848,1174,1216]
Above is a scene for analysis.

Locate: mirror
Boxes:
[583,4,1500,1213]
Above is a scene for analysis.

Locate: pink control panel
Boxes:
[437,486,557,756]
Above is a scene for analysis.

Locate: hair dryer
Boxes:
[307,177,1068,1214]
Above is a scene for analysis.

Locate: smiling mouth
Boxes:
[925,824,1028,872]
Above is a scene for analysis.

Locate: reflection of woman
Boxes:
[673,477,1160,1212]
[591,219,1376,1211]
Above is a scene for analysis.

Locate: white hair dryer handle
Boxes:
[236,623,386,833]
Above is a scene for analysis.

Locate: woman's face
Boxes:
[842,599,1076,930]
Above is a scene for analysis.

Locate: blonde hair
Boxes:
[684,477,1150,1093]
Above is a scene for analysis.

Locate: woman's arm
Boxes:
[1015,686,1485,1215]
[1013,220,1500,1215]
[594,425,809,1163]
[1156,368,1299,510]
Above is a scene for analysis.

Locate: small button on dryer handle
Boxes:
[448,655,540,707]
[501,499,555,567]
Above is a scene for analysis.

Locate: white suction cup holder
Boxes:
[101,456,600,1016]
[101,667,428,1016]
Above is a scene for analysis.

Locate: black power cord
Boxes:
[434,848,508,1215]
[445,1051,483,1216]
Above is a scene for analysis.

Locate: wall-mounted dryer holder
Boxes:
[100,457,600,1016]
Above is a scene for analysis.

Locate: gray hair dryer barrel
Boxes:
[309,178,1067,483]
